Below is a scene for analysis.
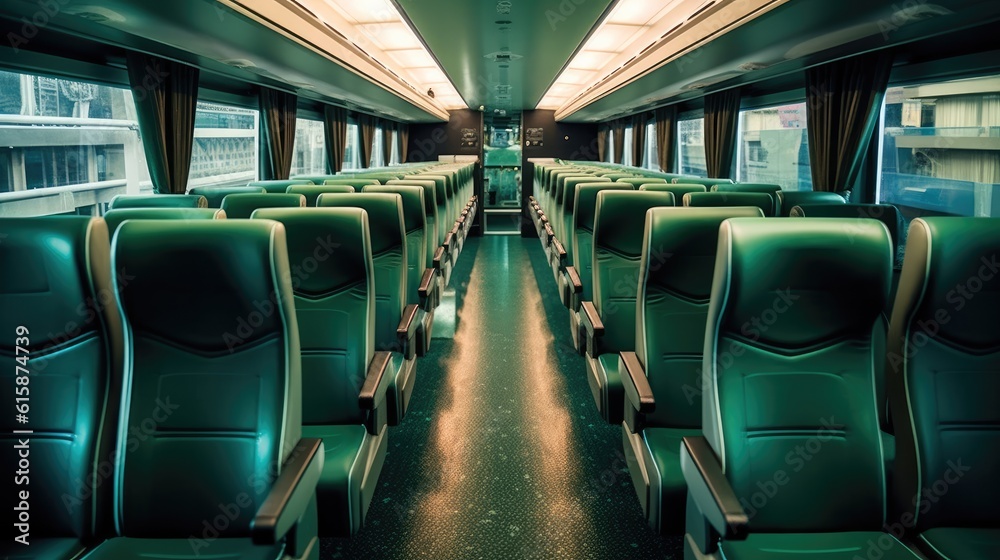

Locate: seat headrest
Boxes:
[252,207,372,300]
[362,185,426,235]
[105,208,225,236]
[594,190,676,258]
[573,183,633,232]
[187,186,265,207]
[110,194,207,209]
[317,193,404,255]
[714,218,891,348]
[683,191,775,217]
[286,185,355,206]
[220,193,306,219]
[248,179,313,193]
[776,191,846,216]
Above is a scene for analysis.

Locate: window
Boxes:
[0,69,148,216]
[736,102,812,190]
[390,128,401,165]
[878,78,1000,221]
[290,118,327,176]
[604,128,614,163]
[343,119,362,170]
[622,125,634,166]
[677,117,706,177]
[644,120,658,170]
[371,126,385,168]
[191,101,258,187]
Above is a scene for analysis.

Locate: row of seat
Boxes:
[528,162,997,558]
[0,163,478,559]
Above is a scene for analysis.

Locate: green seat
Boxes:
[316,194,418,427]
[619,207,763,534]
[363,184,437,355]
[672,177,734,188]
[289,174,340,184]
[682,218,921,560]
[558,177,610,263]
[571,183,634,302]
[246,208,389,537]
[776,190,845,217]
[321,178,381,189]
[187,185,264,208]
[286,184,356,206]
[248,179,313,193]
[713,183,781,214]
[887,217,1000,560]
[110,194,206,209]
[579,190,675,424]
[103,207,224,235]
[85,219,322,559]
[221,193,306,219]
[639,183,707,199]
[0,217,120,560]
[683,191,776,217]
[388,179,440,264]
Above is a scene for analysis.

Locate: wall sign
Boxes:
[460,128,479,148]
[525,127,543,147]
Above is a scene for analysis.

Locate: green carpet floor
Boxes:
[321,235,682,559]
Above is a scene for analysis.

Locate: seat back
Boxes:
[248,179,313,193]
[363,185,427,304]
[187,186,264,208]
[637,207,763,429]
[389,179,439,262]
[672,177,733,188]
[791,204,904,267]
[887,217,1000,532]
[110,194,207,209]
[776,190,845,217]
[712,183,781,214]
[683,191,776,217]
[704,218,892,532]
[560,177,607,257]
[405,175,449,239]
[639,184,707,199]
[104,208,225,235]
[252,208,374,428]
[322,178,381,189]
[221,193,306,219]
[111,219,299,537]
[0,216,120,542]
[318,193,406,353]
[592,190,675,352]
[289,174,339,184]
[572,183,632,301]
[286,185,356,206]
[618,177,667,189]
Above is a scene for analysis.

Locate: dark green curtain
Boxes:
[655,105,677,173]
[381,120,393,166]
[125,52,199,194]
[612,119,626,164]
[631,112,647,168]
[259,87,298,180]
[358,114,376,168]
[399,123,409,163]
[806,51,893,192]
[323,105,347,173]
[597,125,608,162]
[704,88,741,179]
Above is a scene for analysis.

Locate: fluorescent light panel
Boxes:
[300,0,466,109]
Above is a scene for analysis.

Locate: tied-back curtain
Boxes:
[258,87,298,180]
[631,113,647,168]
[704,88,741,179]
[806,51,894,192]
[381,120,393,167]
[358,114,376,169]
[323,105,347,173]
[125,52,199,194]
[597,125,608,162]
[399,123,409,163]
[612,120,626,164]
[655,105,677,173]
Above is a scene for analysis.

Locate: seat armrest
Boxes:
[565,266,583,295]
[252,438,324,545]
[442,232,453,254]
[544,224,555,246]
[418,268,438,309]
[550,238,567,268]
[620,351,655,415]
[433,246,447,271]
[396,304,420,359]
[563,266,584,310]
[681,436,749,540]
[579,301,604,358]
[360,351,393,410]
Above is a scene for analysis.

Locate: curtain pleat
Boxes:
[382,120,392,167]
[704,88,741,179]
[258,87,298,180]
[612,119,626,164]
[631,113,647,168]
[358,114,376,168]
[655,106,677,173]
[399,124,410,163]
[125,52,199,194]
[806,52,893,192]
[597,125,608,162]
[323,105,347,174]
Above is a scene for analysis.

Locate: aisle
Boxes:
[323,236,682,559]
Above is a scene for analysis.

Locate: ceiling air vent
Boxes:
[687,0,718,22]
